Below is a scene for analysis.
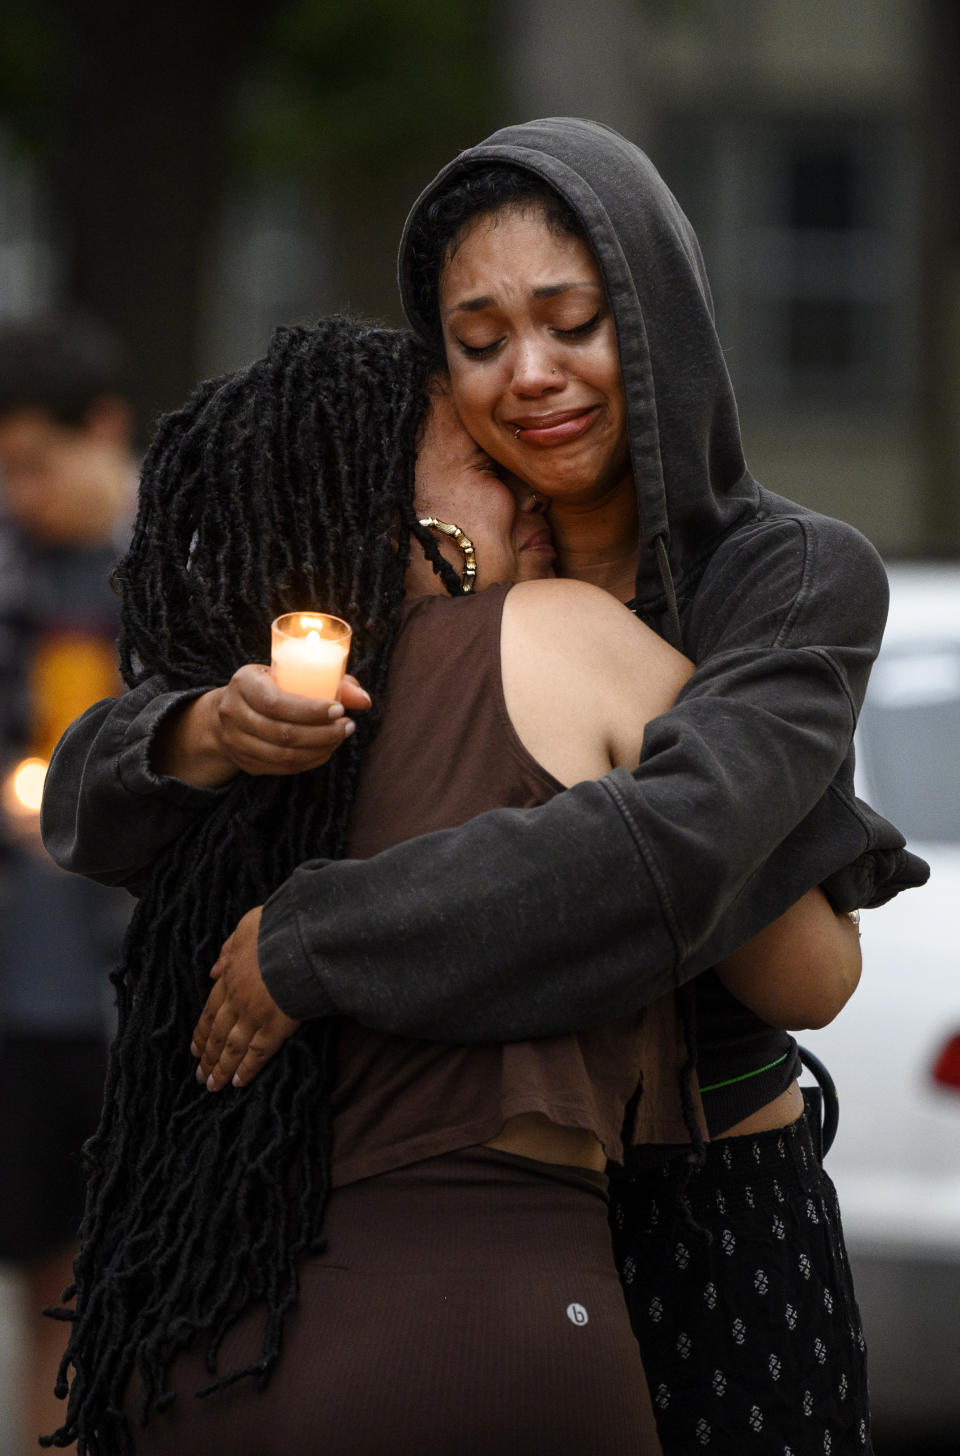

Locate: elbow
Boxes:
[790,967,862,1031]
[793,1008,837,1032]
[38,813,76,873]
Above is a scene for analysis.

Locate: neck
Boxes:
[548,488,641,603]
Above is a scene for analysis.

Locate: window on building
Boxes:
[658,117,917,407]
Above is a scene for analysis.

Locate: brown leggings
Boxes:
[126,1145,662,1455]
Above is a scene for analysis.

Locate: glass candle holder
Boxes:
[270,613,352,701]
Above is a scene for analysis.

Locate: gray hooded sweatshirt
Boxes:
[42,120,927,1067]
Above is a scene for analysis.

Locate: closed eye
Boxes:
[454,308,603,360]
[554,311,601,340]
[454,335,503,360]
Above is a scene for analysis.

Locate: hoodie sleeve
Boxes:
[41,677,227,894]
[257,511,928,1040]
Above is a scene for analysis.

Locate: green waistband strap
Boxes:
[699,1050,790,1095]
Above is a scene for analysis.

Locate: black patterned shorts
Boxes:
[610,1114,873,1455]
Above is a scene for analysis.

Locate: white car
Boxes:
[801,562,960,1442]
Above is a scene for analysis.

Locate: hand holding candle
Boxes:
[270,613,352,701]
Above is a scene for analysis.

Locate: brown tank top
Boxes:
[332,584,690,1186]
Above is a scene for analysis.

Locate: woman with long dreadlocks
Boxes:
[39,314,863,1454]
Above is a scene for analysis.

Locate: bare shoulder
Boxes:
[504,578,643,648]
[502,579,688,683]
[500,581,694,784]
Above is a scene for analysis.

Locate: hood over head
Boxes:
[398,117,758,627]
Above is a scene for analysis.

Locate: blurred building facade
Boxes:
[1,0,956,559]
[507,0,959,560]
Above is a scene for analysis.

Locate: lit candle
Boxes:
[270,613,351,701]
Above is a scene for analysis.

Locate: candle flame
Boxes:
[299,614,325,633]
[306,630,323,659]
[7,757,48,813]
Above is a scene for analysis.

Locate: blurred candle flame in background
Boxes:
[2,756,48,817]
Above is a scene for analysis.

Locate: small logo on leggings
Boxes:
[566,1303,589,1326]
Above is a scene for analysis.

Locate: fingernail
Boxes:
[190,1042,198,1058]
[232,1074,241,1088]
[356,688,372,707]
[343,720,356,738]
[206,1074,217,1091]
[196,1066,205,1085]
[327,703,344,720]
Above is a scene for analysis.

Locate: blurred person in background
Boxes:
[0,314,135,1454]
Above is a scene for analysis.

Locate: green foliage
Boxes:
[239,0,500,189]
[0,0,500,192]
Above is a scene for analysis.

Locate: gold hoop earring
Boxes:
[418,517,478,594]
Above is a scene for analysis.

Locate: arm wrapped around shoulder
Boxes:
[258,504,929,1042]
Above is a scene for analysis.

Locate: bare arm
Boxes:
[716,890,861,1030]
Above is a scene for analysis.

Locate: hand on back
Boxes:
[191,905,300,1092]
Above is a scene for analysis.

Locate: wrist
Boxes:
[152,689,238,789]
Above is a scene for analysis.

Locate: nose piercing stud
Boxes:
[514,426,521,439]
